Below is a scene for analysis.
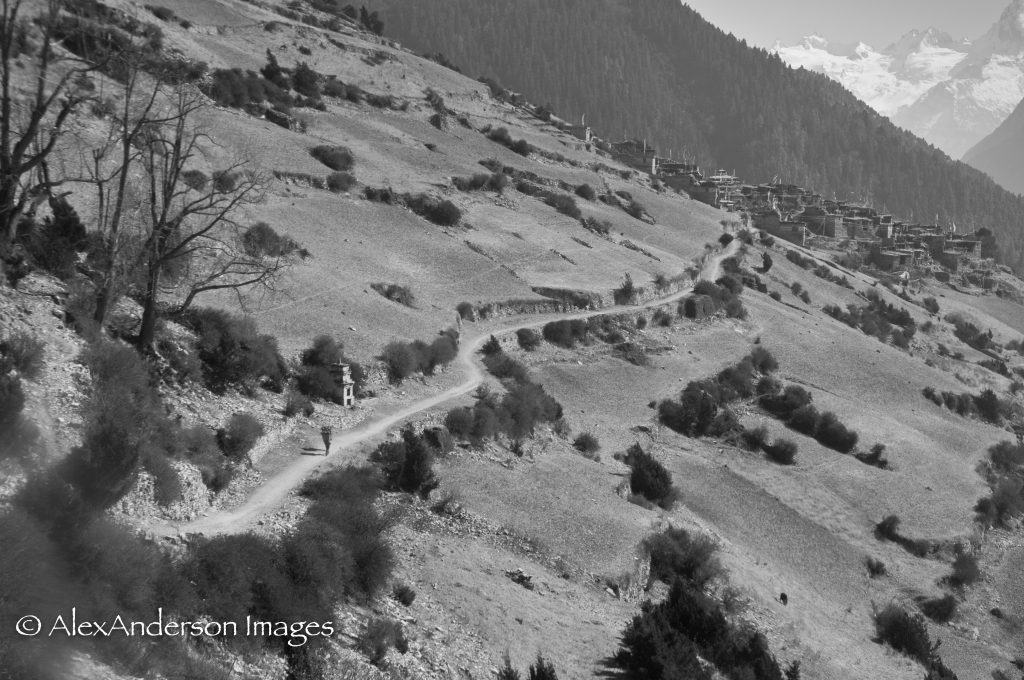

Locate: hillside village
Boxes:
[2,2,1024,680]
[536,108,997,287]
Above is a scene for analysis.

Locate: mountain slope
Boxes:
[774,1,1024,159]
[964,95,1024,194]
[376,0,1024,272]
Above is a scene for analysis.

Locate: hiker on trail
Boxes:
[320,425,332,455]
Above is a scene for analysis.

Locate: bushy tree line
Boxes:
[453,171,508,193]
[445,373,562,447]
[484,126,532,156]
[760,382,859,454]
[402,193,463,226]
[658,347,778,444]
[920,386,1014,425]
[381,328,459,384]
[823,290,916,348]
[540,313,637,351]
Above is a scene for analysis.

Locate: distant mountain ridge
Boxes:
[376,0,1024,272]
[773,0,1024,159]
[773,30,970,119]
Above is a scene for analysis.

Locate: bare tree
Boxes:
[130,84,294,348]
[0,0,93,255]
[87,55,182,327]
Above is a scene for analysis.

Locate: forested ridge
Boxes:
[377,0,1024,271]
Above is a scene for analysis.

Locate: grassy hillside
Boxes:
[1,1,1023,680]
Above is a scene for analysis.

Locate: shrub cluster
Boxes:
[0,332,45,380]
[216,413,264,462]
[759,383,859,454]
[544,193,581,219]
[624,199,646,220]
[358,617,408,666]
[381,330,459,384]
[975,441,1024,527]
[16,197,90,280]
[612,568,791,680]
[516,328,542,350]
[823,290,916,347]
[241,222,301,258]
[581,216,612,236]
[445,378,562,447]
[764,438,798,465]
[183,308,287,393]
[310,145,354,171]
[370,427,440,498]
[644,526,722,588]
[573,432,600,458]
[326,171,356,192]
[692,277,747,319]
[179,465,393,672]
[946,313,995,353]
[453,172,508,193]
[403,193,462,226]
[873,604,959,678]
[916,594,957,623]
[874,515,932,558]
[855,443,890,469]
[622,443,678,509]
[921,386,1012,425]
[485,126,532,156]
[658,349,778,442]
[865,557,888,578]
[203,66,293,113]
[542,318,589,348]
[371,282,415,307]
[575,183,597,200]
[483,352,530,383]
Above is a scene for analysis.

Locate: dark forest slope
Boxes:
[965,96,1024,196]
[377,0,1024,270]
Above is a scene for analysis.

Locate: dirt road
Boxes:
[156,242,738,537]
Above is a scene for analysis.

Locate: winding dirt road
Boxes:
[158,243,738,537]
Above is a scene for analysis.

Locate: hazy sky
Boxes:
[682,0,1011,49]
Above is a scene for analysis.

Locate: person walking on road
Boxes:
[320,425,332,455]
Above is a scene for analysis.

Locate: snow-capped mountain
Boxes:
[773,30,968,117]
[772,0,1024,159]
